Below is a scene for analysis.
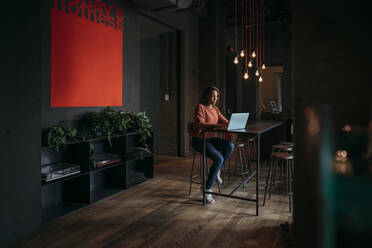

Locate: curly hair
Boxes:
[200,85,220,105]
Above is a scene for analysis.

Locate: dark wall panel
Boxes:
[199,0,225,110]
[0,2,42,247]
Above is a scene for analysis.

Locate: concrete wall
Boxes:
[0,2,42,247]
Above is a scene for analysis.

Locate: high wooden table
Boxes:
[202,120,286,216]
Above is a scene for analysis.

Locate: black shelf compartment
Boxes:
[125,156,153,188]
[89,163,124,203]
[89,136,125,171]
[41,142,89,177]
[64,142,91,173]
[41,171,88,186]
[41,174,90,223]
[124,132,153,161]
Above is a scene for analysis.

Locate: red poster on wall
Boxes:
[51,0,124,107]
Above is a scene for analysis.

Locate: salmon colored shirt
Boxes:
[191,104,229,139]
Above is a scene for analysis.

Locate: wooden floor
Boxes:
[18,155,292,248]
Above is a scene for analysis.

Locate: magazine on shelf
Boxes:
[94,152,122,167]
[41,162,81,182]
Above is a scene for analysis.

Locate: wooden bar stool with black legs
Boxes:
[245,136,257,167]
[263,150,294,212]
[280,141,295,147]
[271,144,293,182]
[219,134,252,187]
[229,143,249,186]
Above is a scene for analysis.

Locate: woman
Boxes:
[191,85,234,203]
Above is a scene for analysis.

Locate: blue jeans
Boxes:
[191,137,234,190]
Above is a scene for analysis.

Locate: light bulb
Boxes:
[255,70,259,76]
[243,71,249,80]
[259,75,263,82]
[233,56,239,64]
[262,63,266,70]
[251,51,256,58]
[248,60,253,68]
[240,49,245,57]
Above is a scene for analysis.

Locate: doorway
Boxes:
[140,15,180,156]
[260,65,283,113]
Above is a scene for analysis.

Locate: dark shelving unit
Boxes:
[41,132,153,223]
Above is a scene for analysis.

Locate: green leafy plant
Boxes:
[77,107,117,146]
[76,111,100,138]
[113,111,135,134]
[44,108,152,152]
[96,107,116,146]
[43,121,79,152]
[89,142,96,169]
[134,112,152,148]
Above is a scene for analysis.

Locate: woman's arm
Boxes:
[216,107,229,125]
[194,104,226,129]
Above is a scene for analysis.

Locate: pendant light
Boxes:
[234,56,239,64]
[240,0,245,58]
[233,0,238,65]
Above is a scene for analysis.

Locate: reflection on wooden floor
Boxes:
[18,155,292,248]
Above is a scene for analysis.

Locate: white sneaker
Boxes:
[206,189,215,204]
[216,171,223,185]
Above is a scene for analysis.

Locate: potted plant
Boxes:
[42,121,79,152]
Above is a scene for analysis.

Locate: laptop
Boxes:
[227,113,250,132]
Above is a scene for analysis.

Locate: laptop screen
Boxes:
[227,113,249,130]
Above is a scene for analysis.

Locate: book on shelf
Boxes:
[94,153,122,167]
[41,163,81,182]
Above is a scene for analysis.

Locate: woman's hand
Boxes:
[204,123,228,129]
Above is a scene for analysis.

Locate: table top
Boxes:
[203,120,286,135]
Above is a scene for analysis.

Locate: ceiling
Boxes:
[224,0,291,28]
[131,0,203,12]
[131,0,290,25]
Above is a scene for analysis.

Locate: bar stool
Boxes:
[263,151,294,212]
[220,134,252,185]
[280,141,295,147]
[238,135,257,164]
[272,144,294,181]
[273,144,293,153]
[231,143,250,184]
[237,134,257,166]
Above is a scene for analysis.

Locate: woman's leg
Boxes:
[209,137,234,184]
[209,137,235,166]
[191,138,225,190]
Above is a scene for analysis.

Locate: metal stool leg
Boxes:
[241,145,249,173]
[263,156,273,206]
[188,152,197,195]
[288,159,293,212]
[286,159,292,212]
[269,158,278,200]
[246,140,252,169]
[238,146,245,188]
[251,138,257,164]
